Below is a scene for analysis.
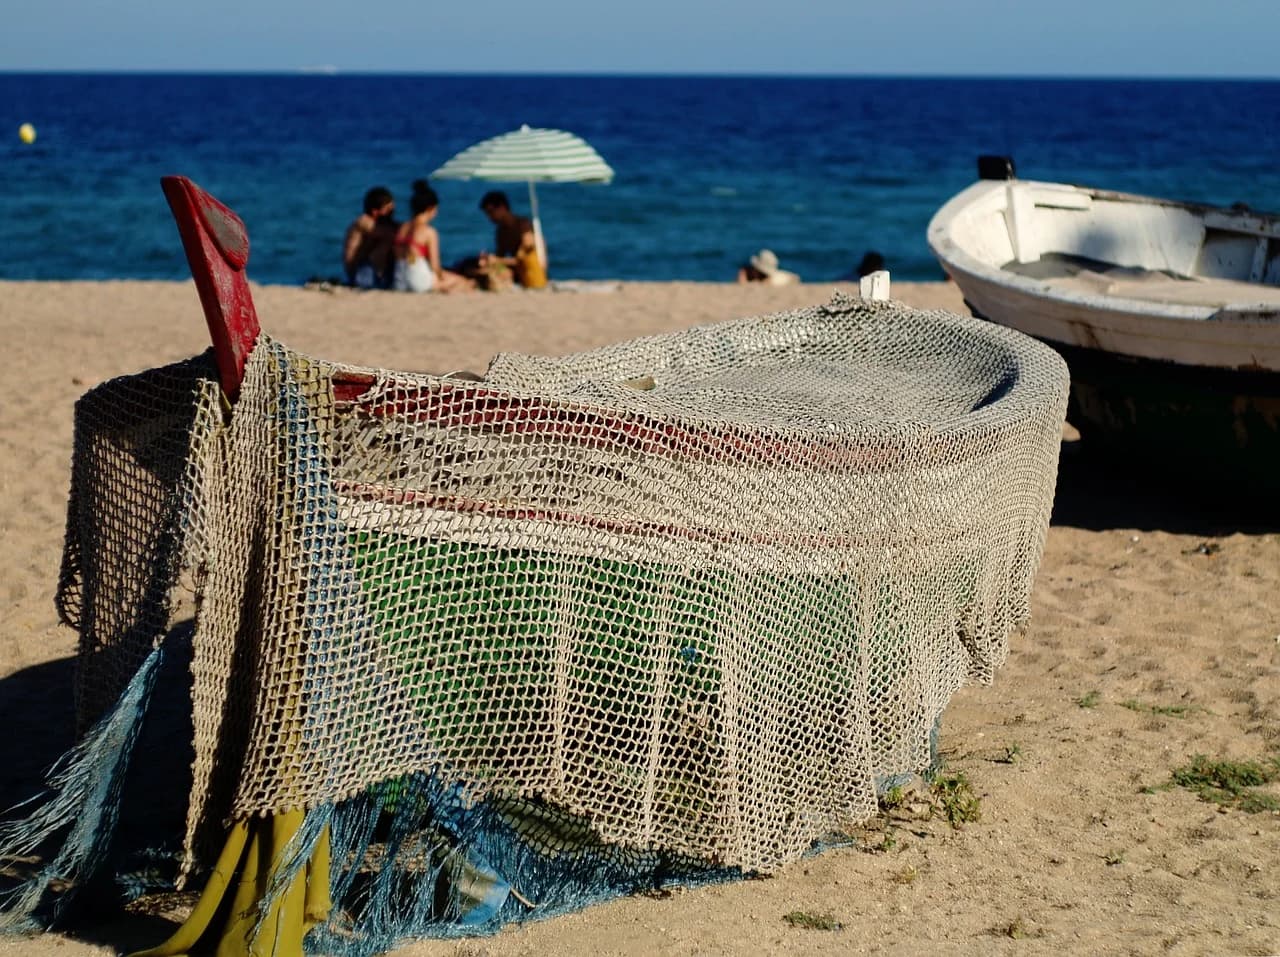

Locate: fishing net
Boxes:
[3,292,1068,954]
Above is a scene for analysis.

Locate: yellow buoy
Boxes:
[18,123,36,144]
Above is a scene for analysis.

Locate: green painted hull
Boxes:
[348,530,977,814]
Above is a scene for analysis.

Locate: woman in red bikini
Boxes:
[392,185,473,293]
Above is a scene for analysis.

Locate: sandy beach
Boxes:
[0,278,1276,957]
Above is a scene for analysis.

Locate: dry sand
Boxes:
[0,279,1276,957]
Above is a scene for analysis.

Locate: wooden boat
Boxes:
[0,174,1071,955]
[927,158,1280,495]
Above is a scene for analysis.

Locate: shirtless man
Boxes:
[342,186,397,288]
[477,191,546,289]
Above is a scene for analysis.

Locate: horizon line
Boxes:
[2,69,1279,82]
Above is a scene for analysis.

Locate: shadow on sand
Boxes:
[1051,437,1277,535]
[0,655,77,815]
[0,637,195,951]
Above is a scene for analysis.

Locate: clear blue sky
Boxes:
[3,0,1277,76]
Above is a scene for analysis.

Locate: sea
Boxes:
[3,74,1280,285]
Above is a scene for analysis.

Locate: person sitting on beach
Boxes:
[839,250,886,281]
[736,248,799,286]
[477,191,547,289]
[392,185,473,293]
[343,186,398,288]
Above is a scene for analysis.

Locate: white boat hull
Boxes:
[929,175,1280,493]
[928,178,1280,373]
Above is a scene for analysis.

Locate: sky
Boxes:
[2,0,1278,77]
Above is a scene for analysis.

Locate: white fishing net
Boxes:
[58,292,1068,875]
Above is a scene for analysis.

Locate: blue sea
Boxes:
[3,74,1280,285]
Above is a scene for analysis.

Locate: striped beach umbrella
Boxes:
[431,125,614,270]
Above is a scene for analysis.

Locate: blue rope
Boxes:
[0,643,166,931]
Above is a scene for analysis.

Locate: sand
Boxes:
[0,279,1276,957]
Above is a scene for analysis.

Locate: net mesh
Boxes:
[56,291,1068,888]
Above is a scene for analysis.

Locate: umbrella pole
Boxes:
[527,181,548,271]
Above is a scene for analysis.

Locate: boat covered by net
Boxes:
[1,178,1070,956]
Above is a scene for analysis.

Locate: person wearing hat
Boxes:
[736,248,800,286]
